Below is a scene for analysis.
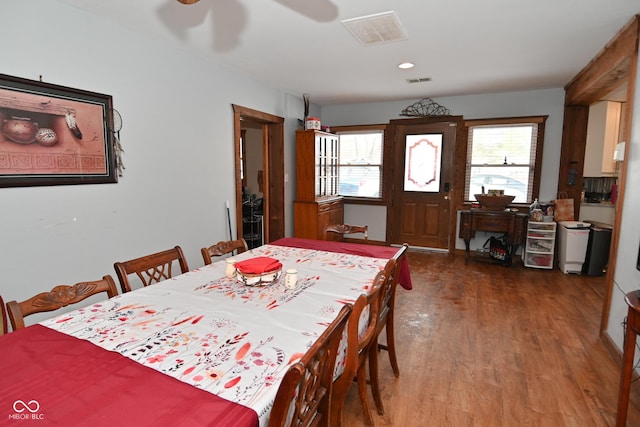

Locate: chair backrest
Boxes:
[0,294,7,335]
[377,244,409,329]
[269,304,352,427]
[201,238,248,265]
[324,224,368,241]
[6,275,118,331]
[330,271,385,426]
[114,245,189,293]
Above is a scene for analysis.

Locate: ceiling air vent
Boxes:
[406,77,432,84]
[341,11,408,46]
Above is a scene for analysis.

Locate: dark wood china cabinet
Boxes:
[293,130,344,240]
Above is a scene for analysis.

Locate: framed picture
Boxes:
[0,74,117,187]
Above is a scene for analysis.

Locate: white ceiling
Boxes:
[56,0,638,105]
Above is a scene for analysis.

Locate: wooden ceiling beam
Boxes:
[564,15,639,105]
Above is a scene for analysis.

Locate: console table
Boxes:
[459,209,528,264]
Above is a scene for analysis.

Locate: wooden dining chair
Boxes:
[268,304,352,427]
[368,243,409,415]
[0,294,7,335]
[201,238,248,265]
[114,245,189,293]
[6,275,119,331]
[330,270,385,426]
[324,224,368,241]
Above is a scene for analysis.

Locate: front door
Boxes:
[389,118,459,250]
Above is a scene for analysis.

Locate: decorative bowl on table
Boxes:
[234,256,283,287]
[474,194,516,210]
[236,269,282,286]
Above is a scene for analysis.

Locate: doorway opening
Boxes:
[558,17,638,334]
[232,105,285,246]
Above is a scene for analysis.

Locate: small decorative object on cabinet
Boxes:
[523,221,557,269]
[293,129,344,240]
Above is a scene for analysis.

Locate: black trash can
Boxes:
[582,220,613,276]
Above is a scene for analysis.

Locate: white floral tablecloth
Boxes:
[41,244,389,425]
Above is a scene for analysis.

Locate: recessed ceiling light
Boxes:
[398,62,415,69]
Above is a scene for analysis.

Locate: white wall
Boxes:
[0,0,304,318]
[321,88,565,250]
[606,52,640,356]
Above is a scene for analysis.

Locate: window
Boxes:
[464,116,546,204]
[334,127,384,199]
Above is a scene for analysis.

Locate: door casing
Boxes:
[232,105,285,244]
[386,116,463,252]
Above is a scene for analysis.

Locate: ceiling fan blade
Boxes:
[176,0,200,4]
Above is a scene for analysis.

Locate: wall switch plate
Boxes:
[613,141,625,161]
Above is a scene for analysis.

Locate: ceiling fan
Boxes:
[175,0,338,22]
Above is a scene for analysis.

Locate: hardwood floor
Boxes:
[339,251,640,426]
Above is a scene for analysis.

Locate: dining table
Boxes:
[0,238,411,426]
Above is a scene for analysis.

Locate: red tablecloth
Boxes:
[271,237,412,290]
[0,325,259,427]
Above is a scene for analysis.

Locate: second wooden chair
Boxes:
[268,304,352,427]
[114,245,189,293]
[0,294,7,335]
[201,238,248,265]
[331,270,385,426]
[369,243,409,415]
[324,224,368,241]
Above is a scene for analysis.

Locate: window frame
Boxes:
[462,116,547,205]
[331,124,388,206]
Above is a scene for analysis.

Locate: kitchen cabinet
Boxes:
[523,221,556,269]
[293,130,344,239]
[584,101,621,177]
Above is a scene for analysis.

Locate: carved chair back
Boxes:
[268,304,351,427]
[330,270,385,426]
[324,224,368,241]
[114,245,189,293]
[368,243,409,415]
[6,275,118,331]
[201,238,248,265]
[0,294,7,335]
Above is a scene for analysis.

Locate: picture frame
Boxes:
[0,74,117,187]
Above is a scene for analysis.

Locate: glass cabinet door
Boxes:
[314,133,339,198]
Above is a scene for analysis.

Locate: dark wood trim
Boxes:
[232,104,285,244]
[461,115,548,203]
[464,116,547,126]
[557,105,589,212]
[565,16,639,105]
[386,116,464,250]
